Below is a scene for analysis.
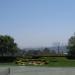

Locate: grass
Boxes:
[25,57,75,67]
[0,57,75,67]
[44,57,75,67]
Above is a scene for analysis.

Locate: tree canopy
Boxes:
[0,35,18,56]
[67,34,75,57]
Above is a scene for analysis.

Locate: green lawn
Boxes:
[20,57,75,67]
[44,57,75,67]
[0,57,75,67]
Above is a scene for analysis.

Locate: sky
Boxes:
[0,0,75,48]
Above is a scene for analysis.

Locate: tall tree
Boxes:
[0,35,18,56]
[67,33,75,57]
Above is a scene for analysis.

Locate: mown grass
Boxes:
[19,57,75,67]
[44,57,75,67]
[27,57,75,67]
[0,57,75,67]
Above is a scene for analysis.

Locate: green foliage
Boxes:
[0,35,18,56]
[67,34,75,57]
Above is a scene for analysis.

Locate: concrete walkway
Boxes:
[10,66,75,75]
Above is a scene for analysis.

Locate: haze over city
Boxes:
[0,0,75,48]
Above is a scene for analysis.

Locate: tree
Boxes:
[42,48,50,56]
[51,50,56,56]
[67,33,75,57]
[0,35,18,56]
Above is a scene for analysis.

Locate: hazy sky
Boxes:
[0,0,75,48]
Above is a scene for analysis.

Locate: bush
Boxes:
[0,56,16,63]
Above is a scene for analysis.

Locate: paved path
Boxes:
[10,66,75,75]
